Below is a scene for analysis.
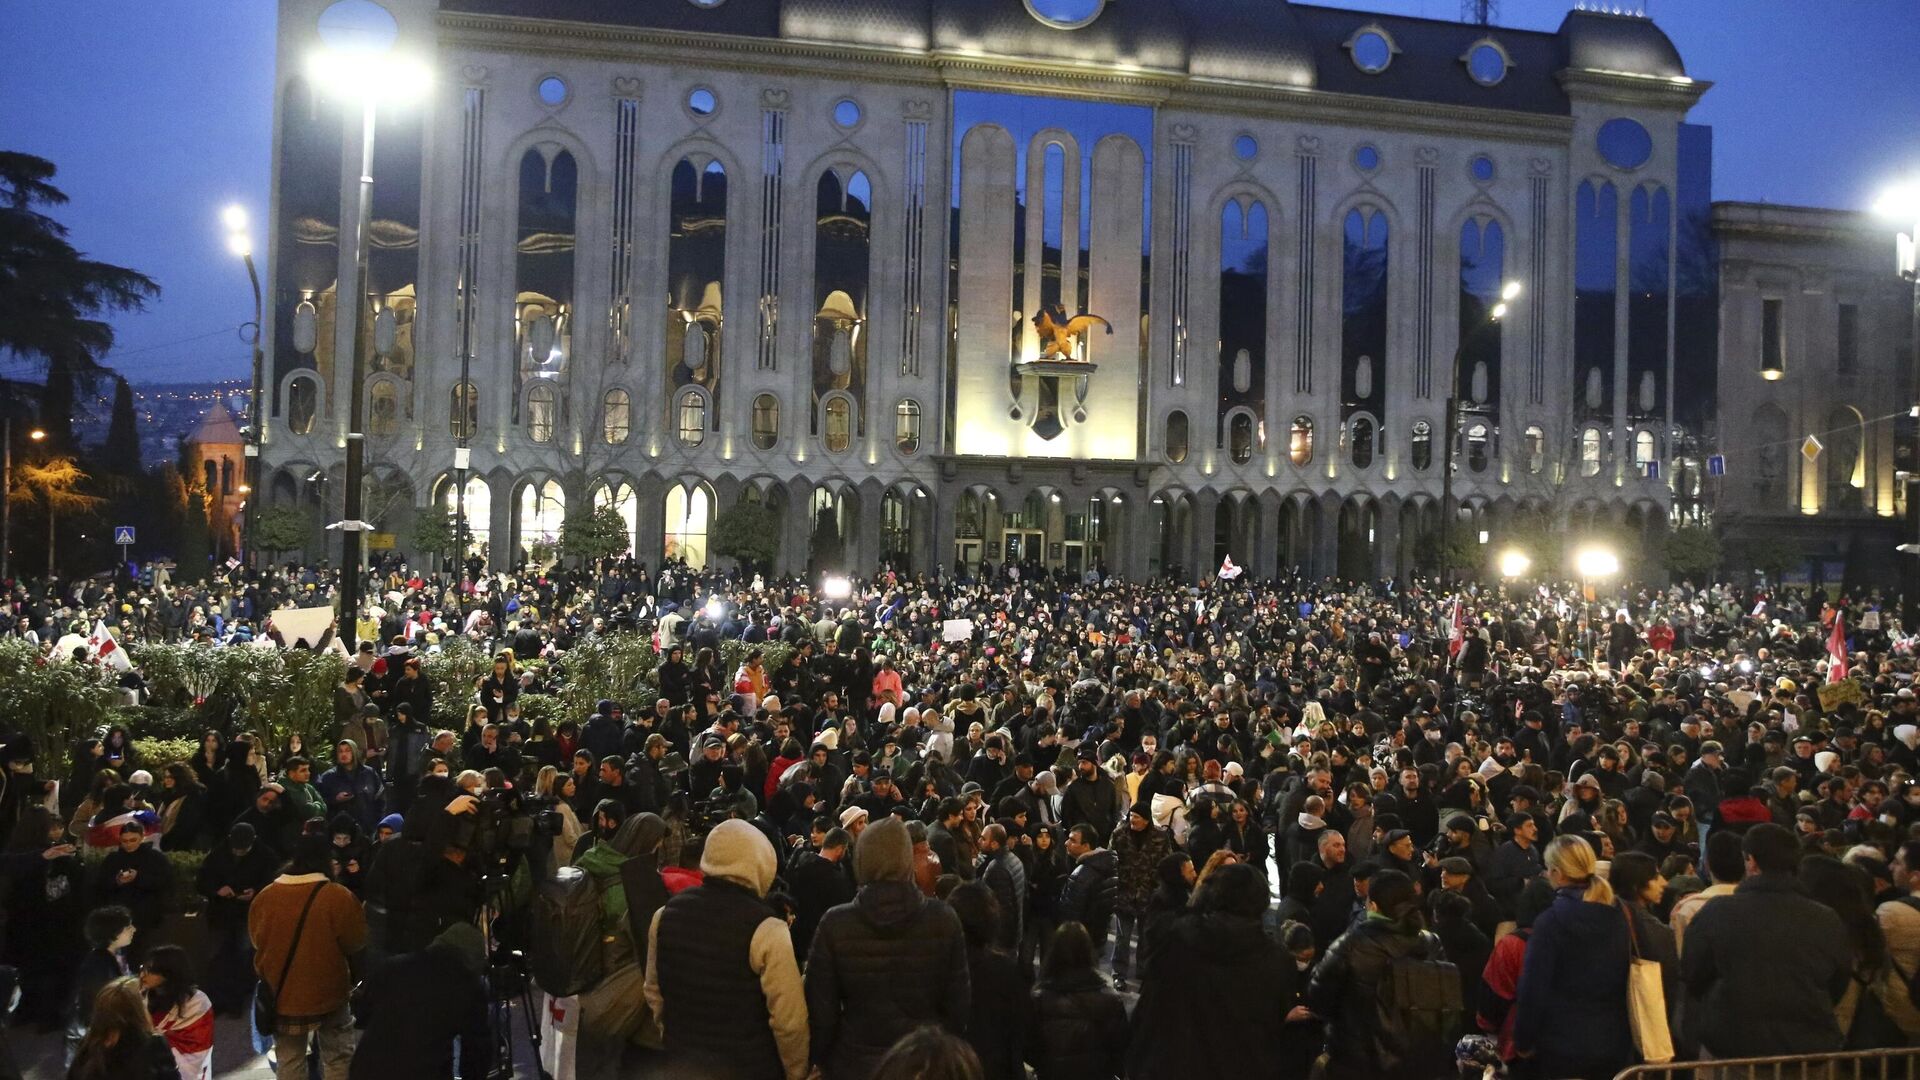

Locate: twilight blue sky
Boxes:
[1,0,1916,384]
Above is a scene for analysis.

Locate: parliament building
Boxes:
[259,0,1719,581]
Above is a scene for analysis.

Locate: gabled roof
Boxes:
[185,402,243,447]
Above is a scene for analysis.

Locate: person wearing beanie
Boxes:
[644,818,809,1080]
[1109,801,1171,992]
[348,921,492,1080]
[805,815,969,1080]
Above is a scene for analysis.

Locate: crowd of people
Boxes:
[5,552,1920,1080]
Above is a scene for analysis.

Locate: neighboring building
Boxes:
[1713,202,1917,590]
[184,403,246,560]
[259,0,1710,580]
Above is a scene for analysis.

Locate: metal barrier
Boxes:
[1612,1047,1920,1080]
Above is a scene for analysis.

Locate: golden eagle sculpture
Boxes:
[1032,303,1112,361]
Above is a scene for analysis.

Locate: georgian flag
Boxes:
[1217,555,1243,581]
[1829,612,1849,682]
[1447,597,1466,662]
[88,621,131,672]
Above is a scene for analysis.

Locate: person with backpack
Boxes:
[564,813,670,1079]
[1512,835,1634,1080]
[643,819,808,1080]
[1127,862,1293,1079]
[1305,868,1459,1080]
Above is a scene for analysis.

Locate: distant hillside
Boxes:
[75,380,251,469]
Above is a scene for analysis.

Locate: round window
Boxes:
[1470,155,1495,183]
[687,88,717,117]
[1353,145,1381,172]
[1466,41,1508,86]
[1351,30,1394,74]
[1597,118,1653,170]
[1024,0,1104,29]
[832,99,861,129]
[1233,135,1258,161]
[537,76,568,107]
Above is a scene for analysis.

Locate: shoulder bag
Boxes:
[1620,901,1674,1063]
[253,882,325,1036]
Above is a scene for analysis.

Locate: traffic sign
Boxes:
[113,526,136,546]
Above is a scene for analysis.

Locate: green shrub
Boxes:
[133,737,198,770]
[424,639,493,729]
[0,638,121,773]
[119,704,202,740]
[555,635,662,721]
[516,693,567,731]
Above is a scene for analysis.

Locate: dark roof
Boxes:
[439,0,780,38]
[438,1,1688,112]
[1556,9,1686,80]
[1293,5,1569,115]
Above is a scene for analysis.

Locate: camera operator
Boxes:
[347,921,490,1080]
[361,775,480,959]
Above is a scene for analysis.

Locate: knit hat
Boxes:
[1129,801,1152,822]
[700,819,777,897]
[853,815,914,886]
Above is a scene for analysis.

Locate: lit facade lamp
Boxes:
[222,203,265,567]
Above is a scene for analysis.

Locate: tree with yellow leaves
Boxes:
[12,457,101,575]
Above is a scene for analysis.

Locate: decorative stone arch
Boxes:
[279,369,326,434]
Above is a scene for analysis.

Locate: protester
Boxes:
[65,976,179,1080]
[346,921,490,1080]
[249,836,367,1080]
[1027,921,1127,1080]
[138,945,212,1080]
[1306,868,1453,1080]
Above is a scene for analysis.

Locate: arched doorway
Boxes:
[664,482,713,569]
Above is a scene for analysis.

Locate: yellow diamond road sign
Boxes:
[1801,435,1823,462]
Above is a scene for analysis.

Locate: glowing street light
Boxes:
[1498,549,1531,579]
[1501,280,1523,302]
[821,575,853,600]
[1575,546,1620,579]
[27,429,44,442]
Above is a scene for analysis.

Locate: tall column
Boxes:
[1189,490,1218,581]
[1375,495,1401,582]
[784,478,813,579]
[1315,492,1342,581]
[855,479,886,576]
[634,474,666,572]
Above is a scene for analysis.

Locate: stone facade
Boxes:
[1712,202,1917,589]
[260,0,1709,580]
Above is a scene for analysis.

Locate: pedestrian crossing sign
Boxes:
[113,526,135,545]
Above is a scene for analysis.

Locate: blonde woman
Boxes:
[534,765,584,869]
[1512,835,1636,1079]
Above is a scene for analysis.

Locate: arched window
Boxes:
[1228,412,1254,465]
[1633,429,1656,468]
[1289,415,1314,467]
[450,381,477,440]
[895,399,922,455]
[527,383,556,443]
[518,478,566,559]
[1351,416,1376,469]
[1166,410,1190,464]
[603,389,631,445]
[221,458,235,495]
[287,376,318,436]
[1465,423,1489,473]
[1411,420,1432,471]
[752,394,779,450]
[369,381,398,436]
[663,483,712,568]
[593,481,639,556]
[1580,427,1603,477]
[1524,425,1546,474]
[203,460,218,492]
[677,389,706,447]
[824,396,851,453]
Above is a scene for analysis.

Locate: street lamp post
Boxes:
[1874,182,1920,625]
[0,418,46,584]
[1439,281,1522,588]
[223,206,264,569]
[307,39,428,651]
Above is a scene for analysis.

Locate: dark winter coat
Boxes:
[979,848,1027,951]
[966,945,1029,1080]
[1128,910,1294,1080]
[1512,887,1635,1075]
[788,850,856,963]
[1681,872,1852,1057]
[1057,849,1118,949]
[1028,969,1128,1080]
[1305,914,1450,1080]
[805,880,970,1080]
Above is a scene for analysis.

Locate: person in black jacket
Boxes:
[805,815,970,1080]
[348,921,491,1080]
[1128,862,1294,1080]
[948,882,1027,1080]
[1682,822,1853,1059]
[65,906,133,1067]
[976,823,1026,953]
[1056,825,1118,953]
[194,822,277,1014]
[789,828,856,964]
[1028,921,1127,1080]
[1137,851,1192,978]
[91,823,171,954]
[1305,868,1453,1080]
